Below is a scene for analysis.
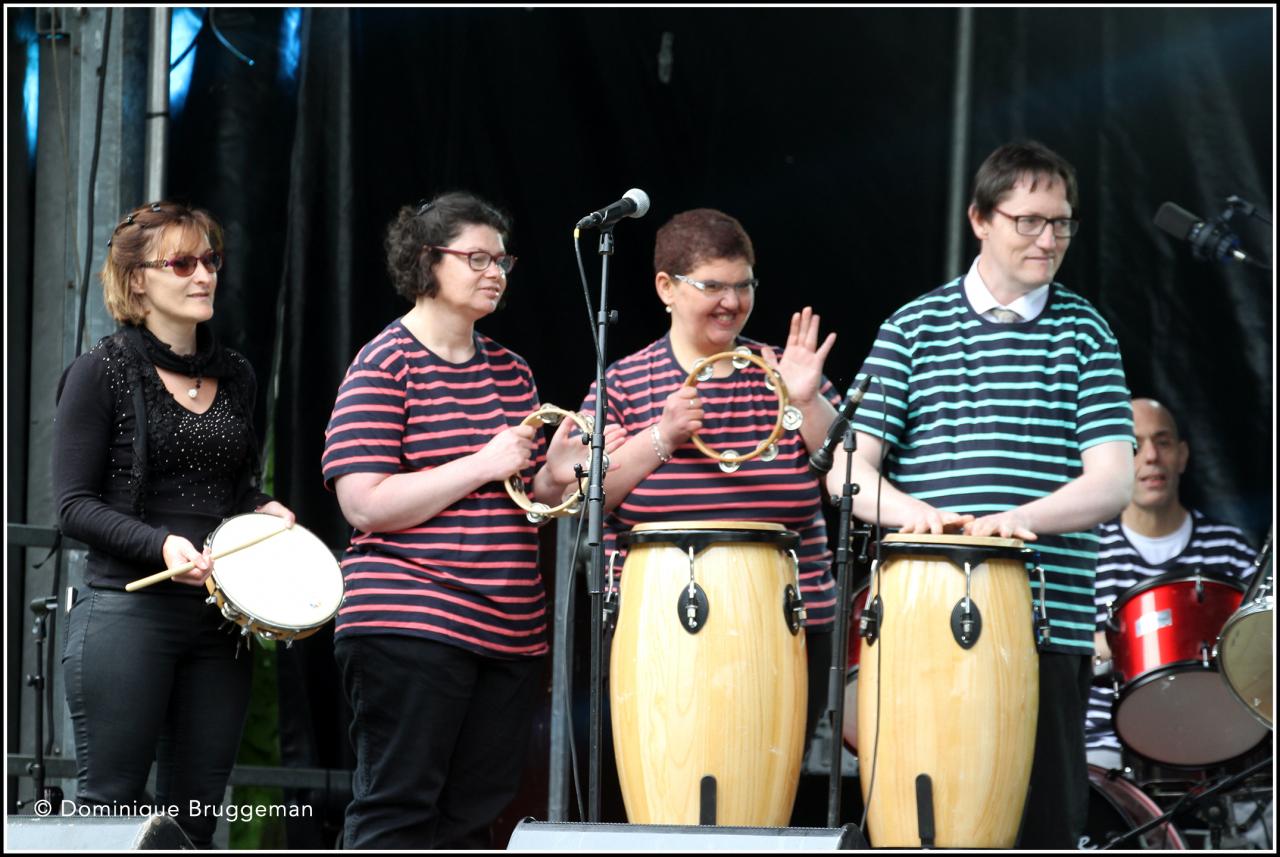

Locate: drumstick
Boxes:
[124,520,293,591]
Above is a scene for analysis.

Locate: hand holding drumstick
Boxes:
[126,502,297,592]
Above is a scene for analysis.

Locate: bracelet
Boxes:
[649,424,672,463]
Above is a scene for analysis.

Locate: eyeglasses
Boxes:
[673,273,759,297]
[137,251,224,277]
[992,209,1080,238]
[427,245,517,275]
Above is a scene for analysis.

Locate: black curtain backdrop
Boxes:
[161,5,1274,842]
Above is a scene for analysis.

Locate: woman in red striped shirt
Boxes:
[539,207,843,776]
[322,193,567,848]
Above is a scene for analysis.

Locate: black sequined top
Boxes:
[53,329,273,594]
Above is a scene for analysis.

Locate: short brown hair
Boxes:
[100,201,223,324]
[653,208,755,276]
[971,140,1079,221]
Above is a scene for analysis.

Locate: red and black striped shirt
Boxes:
[321,320,548,657]
[583,334,838,628]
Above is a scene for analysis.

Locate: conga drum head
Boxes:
[206,513,344,635]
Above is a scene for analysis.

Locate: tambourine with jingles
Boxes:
[504,403,595,522]
[682,346,803,473]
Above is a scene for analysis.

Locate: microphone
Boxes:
[576,188,651,230]
[808,375,872,478]
[1154,201,1255,265]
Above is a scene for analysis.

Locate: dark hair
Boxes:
[384,191,512,302]
[970,140,1079,220]
[101,200,223,324]
[653,208,755,276]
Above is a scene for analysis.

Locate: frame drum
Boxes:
[611,521,806,826]
[857,533,1038,848]
[204,513,344,645]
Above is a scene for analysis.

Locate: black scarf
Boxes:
[127,322,233,380]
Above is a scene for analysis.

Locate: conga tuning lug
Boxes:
[860,595,882,645]
[950,598,982,649]
[677,582,709,634]
[783,585,805,634]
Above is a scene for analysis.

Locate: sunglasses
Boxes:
[138,251,224,277]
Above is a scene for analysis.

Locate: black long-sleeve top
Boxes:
[53,329,273,594]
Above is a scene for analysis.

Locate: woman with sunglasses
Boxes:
[537,207,843,808]
[52,200,295,847]
[320,191,597,848]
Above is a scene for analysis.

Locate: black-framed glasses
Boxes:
[137,251,224,277]
[993,209,1080,238]
[673,273,759,296]
[427,245,517,275]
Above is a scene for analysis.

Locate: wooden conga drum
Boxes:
[611,521,807,825]
[857,533,1039,847]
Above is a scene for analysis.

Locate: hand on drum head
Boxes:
[162,535,213,586]
[964,510,1037,541]
[475,423,537,483]
[760,306,837,407]
[897,502,975,535]
[657,387,703,450]
[253,499,297,528]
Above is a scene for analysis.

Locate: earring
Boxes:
[665,305,672,314]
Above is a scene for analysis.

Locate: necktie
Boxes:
[990,307,1022,323]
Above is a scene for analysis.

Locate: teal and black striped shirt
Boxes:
[849,276,1134,654]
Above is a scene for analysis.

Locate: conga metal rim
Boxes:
[1110,570,1245,612]
[620,523,800,554]
[878,533,1033,567]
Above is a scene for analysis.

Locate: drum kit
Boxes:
[1089,534,1274,849]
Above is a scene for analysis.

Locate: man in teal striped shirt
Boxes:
[829,141,1135,848]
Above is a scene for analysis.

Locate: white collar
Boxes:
[962,257,1051,322]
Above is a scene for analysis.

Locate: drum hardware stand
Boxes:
[20,596,65,813]
[584,224,619,823]
[1101,753,1273,849]
[826,419,871,827]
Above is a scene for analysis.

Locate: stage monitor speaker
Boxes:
[6,814,194,850]
[507,819,867,850]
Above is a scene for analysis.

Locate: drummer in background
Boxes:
[52,201,296,847]
[826,140,1136,849]
[537,207,842,762]
[1086,397,1258,770]
[321,192,606,849]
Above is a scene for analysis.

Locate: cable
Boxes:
[857,374,890,838]
[572,230,607,373]
[208,7,255,66]
[73,8,112,358]
[169,9,206,70]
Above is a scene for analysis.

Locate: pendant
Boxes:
[188,387,199,399]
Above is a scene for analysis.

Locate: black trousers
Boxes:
[1017,652,1094,849]
[62,587,253,848]
[334,634,544,850]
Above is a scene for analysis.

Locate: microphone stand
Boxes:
[585,225,617,823]
[826,424,869,826]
